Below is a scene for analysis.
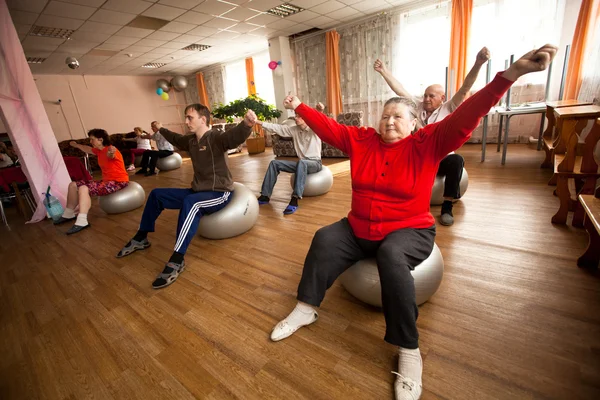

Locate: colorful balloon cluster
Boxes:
[154,76,188,100]
[156,87,169,100]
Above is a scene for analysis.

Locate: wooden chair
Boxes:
[551,118,600,226]
[541,100,592,168]
[577,194,600,268]
[545,105,600,186]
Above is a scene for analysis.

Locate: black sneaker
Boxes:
[66,223,91,235]
[257,195,270,204]
[440,201,454,226]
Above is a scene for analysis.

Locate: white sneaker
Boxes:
[392,372,422,400]
[126,164,135,171]
[270,308,318,342]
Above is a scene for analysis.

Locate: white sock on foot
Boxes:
[63,208,76,219]
[74,213,88,226]
[270,302,318,342]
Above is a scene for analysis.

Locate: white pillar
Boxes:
[268,36,296,122]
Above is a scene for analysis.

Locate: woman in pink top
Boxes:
[269,45,557,400]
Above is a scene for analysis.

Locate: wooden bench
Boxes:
[541,100,592,168]
[577,194,600,268]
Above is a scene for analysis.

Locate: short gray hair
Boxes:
[383,97,422,131]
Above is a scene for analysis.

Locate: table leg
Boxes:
[537,112,546,151]
[497,115,503,152]
[481,115,488,162]
[501,115,511,165]
[577,214,600,268]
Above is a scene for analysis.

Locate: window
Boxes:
[224,58,247,103]
[252,51,277,107]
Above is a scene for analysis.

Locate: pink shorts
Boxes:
[75,180,128,196]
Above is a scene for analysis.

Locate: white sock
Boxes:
[285,302,317,325]
[75,213,88,227]
[63,208,76,219]
[398,347,423,384]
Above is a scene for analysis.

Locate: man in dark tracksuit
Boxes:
[117,103,257,288]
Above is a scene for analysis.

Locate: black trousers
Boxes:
[140,150,173,172]
[437,154,465,199]
[297,218,436,348]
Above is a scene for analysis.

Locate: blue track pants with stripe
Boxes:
[139,188,232,254]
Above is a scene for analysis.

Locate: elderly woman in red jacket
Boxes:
[270,45,557,400]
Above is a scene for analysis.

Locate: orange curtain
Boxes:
[245,57,256,96]
[448,0,473,95]
[564,0,600,99]
[326,30,343,117]
[196,72,210,109]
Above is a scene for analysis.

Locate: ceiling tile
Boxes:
[309,15,336,28]
[14,24,32,35]
[309,0,344,14]
[220,6,260,21]
[203,17,237,29]
[160,41,187,49]
[194,0,235,16]
[90,9,137,25]
[247,26,276,36]
[158,0,206,8]
[145,31,182,40]
[104,35,141,45]
[174,11,213,24]
[159,21,197,33]
[102,0,154,14]
[145,48,174,55]
[284,10,319,23]
[44,1,97,20]
[171,34,205,43]
[69,30,112,43]
[95,43,129,51]
[35,14,85,30]
[23,36,65,52]
[244,13,280,26]
[244,0,283,12]
[116,26,155,38]
[291,0,323,9]
[352,0,387,12]
[78,21,123,34]
[9,10,38,25]
[126,45,157,52]
[283,22,311,34]
[210,30,239,39]
[58,40,98,53]
[266,19,298,30]
[7,0,47,13]
[327,7,362,20]
[186,25,218,36]
[142,4,187,20]
[134,38,168,47]
[56,0,106,6]
[230,22,259,33]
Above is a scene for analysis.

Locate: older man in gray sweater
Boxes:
[256,104,324,215]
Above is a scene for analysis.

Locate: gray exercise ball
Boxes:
[430,168,469,206]
[289,165,333,197]
[99,181,146,214]
[134,155,143,167]
[171,75,188,91]
[156,79,171,93]
[197,182,259,239]
[157,152,183,171]
[340,243,444,307]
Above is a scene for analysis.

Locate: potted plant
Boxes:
[212,95,282,154]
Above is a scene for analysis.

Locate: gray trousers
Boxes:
[260,159,322,199]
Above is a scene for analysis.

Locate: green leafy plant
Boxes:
[212,94,282,136]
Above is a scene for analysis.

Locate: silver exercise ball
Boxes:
[171,75,188,92]
[157,152,183,171]
[197,182,259,239]
[289,165,333,197]
[99,181,146,215]
[134,155,143,168]
[430,168,469,206]
[156,79,171,93]
[340,243,444,307]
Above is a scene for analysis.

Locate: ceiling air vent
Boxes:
[30,25,74,39]
[266,3,304,18]
[142,62,167,68]
[27,57,46,64]
[181,44,211,52]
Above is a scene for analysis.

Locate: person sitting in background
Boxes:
[256,102,324,215]
[374,47,490,226]
[136,121,174,176]
[0,142,14,168]
[123,127,153,171]
[53,129,129,235]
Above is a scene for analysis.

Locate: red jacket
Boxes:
[295,73,513,240]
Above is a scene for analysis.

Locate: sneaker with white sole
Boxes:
[270,308,318,341]
[392,372,422,400]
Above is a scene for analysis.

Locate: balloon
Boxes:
[156,79,171,93]
[277,61,282,65]
[156,88,163,95]
[268,61,278,70]
[161,92,169,100]
[171,75,188,92]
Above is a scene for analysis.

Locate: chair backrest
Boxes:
[561,118,600,173]
[336,111,364,127]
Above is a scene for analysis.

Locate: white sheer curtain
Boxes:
[391,2,451,98]
[183,73,199,105]
[224,58,247,103]
[468,0,565,93]
[252,51,277,107]
[579,20,600,104]
[291,33,327,108]
[203,66,226,108]
[338,14,395,126]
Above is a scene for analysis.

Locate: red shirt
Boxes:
[92,146,129,183]
[295,73,512,240]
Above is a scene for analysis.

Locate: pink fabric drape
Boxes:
[0,0,71,222]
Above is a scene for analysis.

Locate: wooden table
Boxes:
[577,194,600,268]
